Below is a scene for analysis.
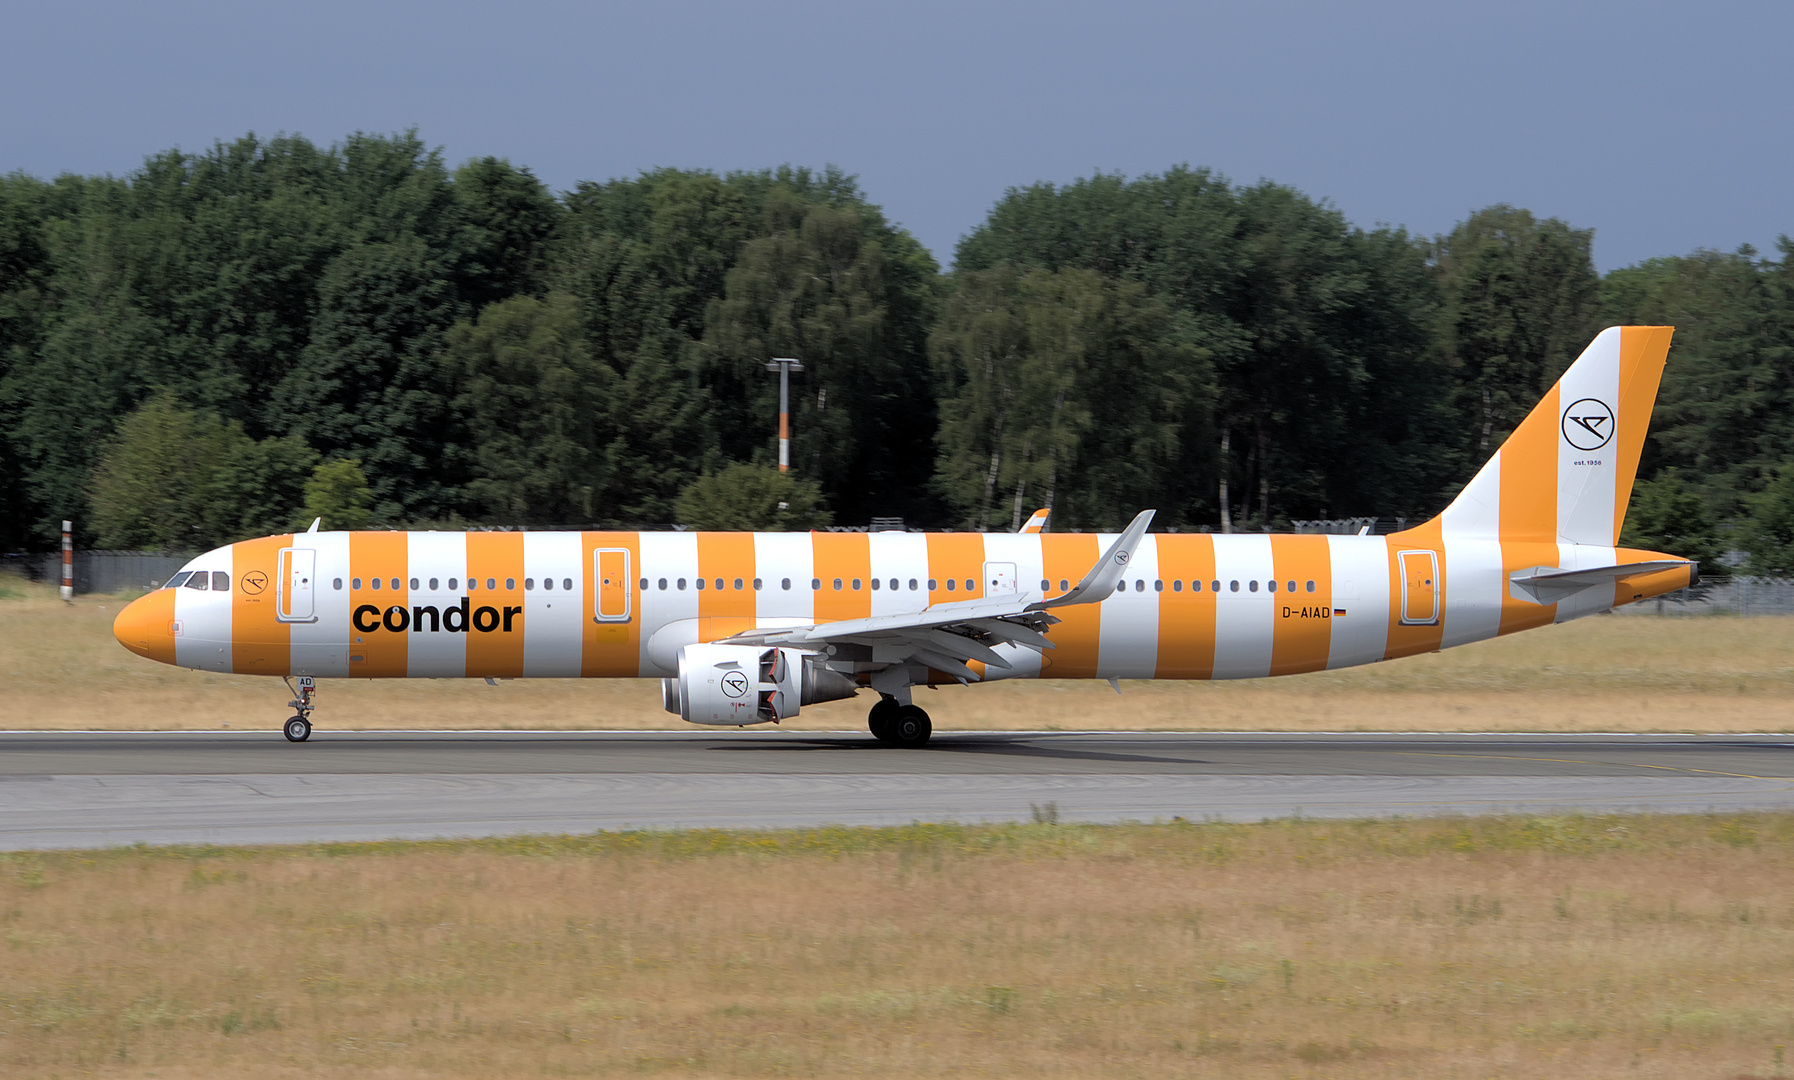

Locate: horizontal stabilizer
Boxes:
[1508,560,1692,605]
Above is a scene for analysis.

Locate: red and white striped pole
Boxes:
[60,519,73,601]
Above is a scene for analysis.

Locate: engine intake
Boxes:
[662,643,858,725]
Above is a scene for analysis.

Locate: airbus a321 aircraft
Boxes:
[114,326,1695,745]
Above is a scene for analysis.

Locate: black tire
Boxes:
[283,716,312,743]
[890,705,931,748]
[868,696,901,742]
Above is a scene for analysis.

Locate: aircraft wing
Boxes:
[720,510,1154,681]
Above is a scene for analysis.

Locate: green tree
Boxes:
[88,393,317,549]
[1618,468,1726,577]
[445,293,611,524]
[1431,205,1600,460]
[932,266,1205,530]
[303,458,373,531]
[675,462,831,530]
[1740,465,1794,577]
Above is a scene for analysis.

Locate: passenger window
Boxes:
[352,578,363,590]
[393,579,402,591]
[889,579,899,591]
[1135,579,1145,592]
[485,579,495,591]
[1172,580,1183,592]
[1287,580,1296,593]
[677,578,687,590]
[871,578,881,590]
[449,578,459,591]
[966,579,975,591]
[812,579,821,590]
[945,579,956,591]
[696,577,706,590]
[832,578,843,591]
[371,577,381,590]
[1306,580,1315,592]
[1192,580,1202,592]
[564,579,573,591]
[333,578,344,590]
[640,578,648,590]
[1249,580,1259,592]
[408,577,417,590]
[505,578,515,590]
[1040,579,1050,591]
[525,578,535,590]
[1230,580,1239,592]
[851,578,861,590]
[910,579,919,590]
[734,578,744,590]
[781,578,790,590]
[212,571,230,591]
[429,578,439,590]
[658,578,668,590]
[928,579,937,590]
[1213,580,1222,592]
[540,578,550,591]
[714,578,723,591]
[1268,580,1277,593]
[1060,579,1069,591]
[754,578,763,590]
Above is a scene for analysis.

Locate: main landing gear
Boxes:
[868,695,931,748]
[282,675,315,743]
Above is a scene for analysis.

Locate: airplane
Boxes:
[113,326,1696,745]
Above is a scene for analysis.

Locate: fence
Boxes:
[1613,576,1794,617]
[2,551,194,595]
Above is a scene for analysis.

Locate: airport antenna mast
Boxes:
[765,358,804,472]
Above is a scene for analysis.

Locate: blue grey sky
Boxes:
[3,0,1788,271]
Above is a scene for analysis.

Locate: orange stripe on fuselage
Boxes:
[581,532,642,677]
[697,532,758,620]
[1040,533,1100,678]
[466,532,525,678]
[812,532,873,623]
[350,532,409,677]
[230,534,291,674]
[1383,517,1446,660]
[1268,534,1333,676]
[1154,534,1216,679]
[924,532,983,607]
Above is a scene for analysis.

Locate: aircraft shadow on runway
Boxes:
[704,735,1211,766]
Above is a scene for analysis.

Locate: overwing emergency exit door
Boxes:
[594,549,631,622]
[983,561,1017,595]
[277,547,317,623]
[1398,549,1439,625]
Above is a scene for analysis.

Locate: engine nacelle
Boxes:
[662,643,858,725]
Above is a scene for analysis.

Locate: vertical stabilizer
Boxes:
[1437,326,1673,546]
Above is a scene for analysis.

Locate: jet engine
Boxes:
[663,643,858,725]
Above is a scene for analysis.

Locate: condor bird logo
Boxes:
[1561,398,1616,452]
[720,671,750,698]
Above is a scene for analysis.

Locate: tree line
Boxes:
[2,132,1792,573]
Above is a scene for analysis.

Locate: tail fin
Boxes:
[1438,326,1673,546]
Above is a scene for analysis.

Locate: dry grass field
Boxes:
[3,815,1794,1079]
[3,577,1793,732]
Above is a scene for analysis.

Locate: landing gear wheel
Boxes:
[283,716,312,743]
[889,704,931,748]
[868,696,902,742]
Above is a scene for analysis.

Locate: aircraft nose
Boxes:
[113,589,178,665]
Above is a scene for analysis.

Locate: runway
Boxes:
[4,730,1794,849]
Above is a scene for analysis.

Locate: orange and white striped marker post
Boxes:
[60,519,73,601]
[765,357,804,472]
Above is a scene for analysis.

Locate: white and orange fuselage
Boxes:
[112,326,1695,730]
[113,527,1692,683]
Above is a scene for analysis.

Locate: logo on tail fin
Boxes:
[1561,398,1615,451]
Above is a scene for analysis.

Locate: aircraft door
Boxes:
[594,548,632,622]
[983,561,1017,596]
[277,548,318,623]
[1398,550,1439,625]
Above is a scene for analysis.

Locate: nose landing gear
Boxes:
[868,695,931,748]
[282,676,315,742]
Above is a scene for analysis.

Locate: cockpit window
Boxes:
[211,571,230,592]
[165,572,193,589]
[184,573,209,590]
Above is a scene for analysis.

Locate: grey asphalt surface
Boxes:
[4,731,1793,849]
